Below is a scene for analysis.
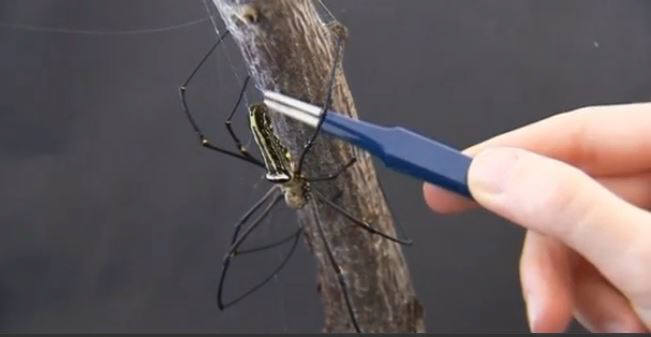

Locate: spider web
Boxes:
[0,15,213,35]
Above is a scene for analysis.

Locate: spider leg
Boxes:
[306,157,357,182]
[218,232,301,310]
[230,186,279,246]
[218,192,299,310]
[236,227,303,255]
[376,175,412,246]
[313,189,413,246]
[313,206,361,333]
[224,75,256,160]
[178,30,264,168]
[295,33,345,175]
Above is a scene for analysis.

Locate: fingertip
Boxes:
[520,232,574,333]
[422,182,476,214]
[526,297,573,333]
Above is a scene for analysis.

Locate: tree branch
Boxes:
[211,0,425,332]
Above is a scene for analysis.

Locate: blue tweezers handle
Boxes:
[321,112,473,199]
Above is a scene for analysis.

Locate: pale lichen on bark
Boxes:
[210,0,425,332]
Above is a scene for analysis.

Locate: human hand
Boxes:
[423,103,651,332]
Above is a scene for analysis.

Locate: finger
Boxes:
[519,231,574,332]
[573,261,648,333]
[599,171,651,209]
[468,147,651,308]
[467,103,651,176]
[423,103,651,214]
[423,182,476,214]
[422,147,484,214]
[424,171,651,215]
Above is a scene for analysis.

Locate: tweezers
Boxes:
[263,91,473,199]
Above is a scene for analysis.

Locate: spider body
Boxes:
[249,103,308,209]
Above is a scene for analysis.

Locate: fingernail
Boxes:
[524,294,541,332]
[468,147,520,198]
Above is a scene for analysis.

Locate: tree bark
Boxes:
[211,0,425,332]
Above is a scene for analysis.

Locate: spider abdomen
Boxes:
[281,179,308,209]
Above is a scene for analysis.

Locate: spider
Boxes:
[178,29,412,333]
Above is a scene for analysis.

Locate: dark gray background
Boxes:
[1,0,650,333]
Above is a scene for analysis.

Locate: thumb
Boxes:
[468,147,651,316]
